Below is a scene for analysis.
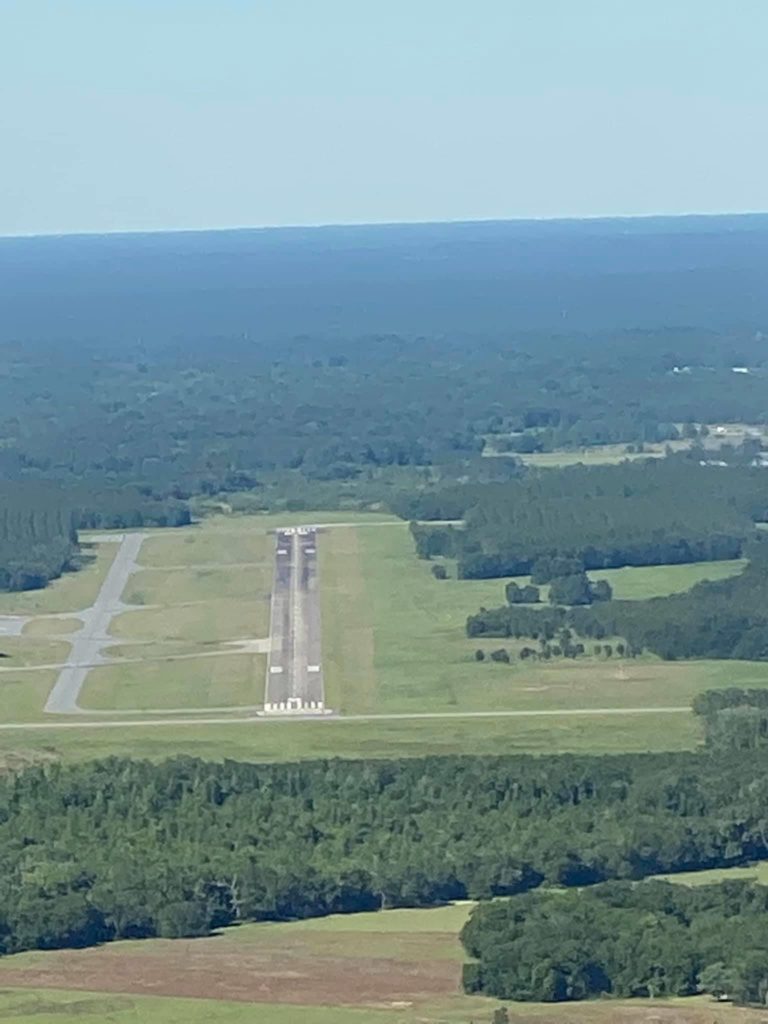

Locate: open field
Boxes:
[485,423,768,468]
[590,558,746,599]
[0,636,71,667]
[499,559,745,604]
[0,904,765,1024]
[80,653,266,711]
[0,671,57,723]
[655,863,768,886]
[110,598,270,645]
[124,564,268,607]
[328,525,766,719]
[0,711,701,763]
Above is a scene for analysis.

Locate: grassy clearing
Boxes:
[124,565,270,608]
[0,711,700,764]
[0,637,70,667]
[22,617,82,637]
[320,526,376,713]
[347,526,767,718]
[0,543,116,616]
[591,559,746,600]
[0,671,57,722]
[111,598,270,645]
[80,654,266,711]
[654,863,768,886]
[137,522,271,567]
[501,559,745,603]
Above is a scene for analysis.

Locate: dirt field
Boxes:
[1,907,767,1024]
[0,925,459,1009]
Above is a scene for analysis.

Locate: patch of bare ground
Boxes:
[0,936,459,1007]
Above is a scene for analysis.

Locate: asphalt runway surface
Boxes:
[265,527,325,713]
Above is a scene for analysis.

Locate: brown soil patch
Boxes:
[0,935,460,1006]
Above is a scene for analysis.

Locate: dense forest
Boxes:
[411,458,766,578]
[2,216,768,578]
[4,751,768,955]
[0,484,189,593]
[2,322,768,505]
[462,881,768,1004]
[0,487,78,591]
[693,688,768,750]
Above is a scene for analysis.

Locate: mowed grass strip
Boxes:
[138,520,272,568]
[0,711,702,764]
[0,637,71,667]
[0,542,117,616]
[319,526,376,713]
[0,671,58,722]
[111,598,270,645]
[124,565,270,608]
[22,617,82,637]
[79,654,266,711]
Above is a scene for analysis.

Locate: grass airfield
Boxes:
[0,510,762,761]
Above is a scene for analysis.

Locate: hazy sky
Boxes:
[2,0,767,235]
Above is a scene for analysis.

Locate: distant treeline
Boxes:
[2,326,768,501]
[0,484,189,593]
[409,459,765,579]
[5,751,768,954]
[462,881,768,1004]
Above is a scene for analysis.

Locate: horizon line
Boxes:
[2,208,768,242]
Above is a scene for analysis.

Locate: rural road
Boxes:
[264,528,325,713]
[43,533,148,714]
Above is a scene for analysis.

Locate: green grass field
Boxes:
[0,670,57,722]
[324,525,762,723]
[79,653,266,711]
[0,637,70,667]
[0,902,758,1024]
[655,863,768,886]
[0,710,701,763]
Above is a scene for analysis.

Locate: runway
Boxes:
[264,527,326,714]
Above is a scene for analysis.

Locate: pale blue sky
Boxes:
[2,0,767,235]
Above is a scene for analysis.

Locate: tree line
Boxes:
[0,483,189,594]
[468,537,768,662]
[409,458,765,579]
[3,750,768,954]
[0,486,78,591]
[462,880,768,1004]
